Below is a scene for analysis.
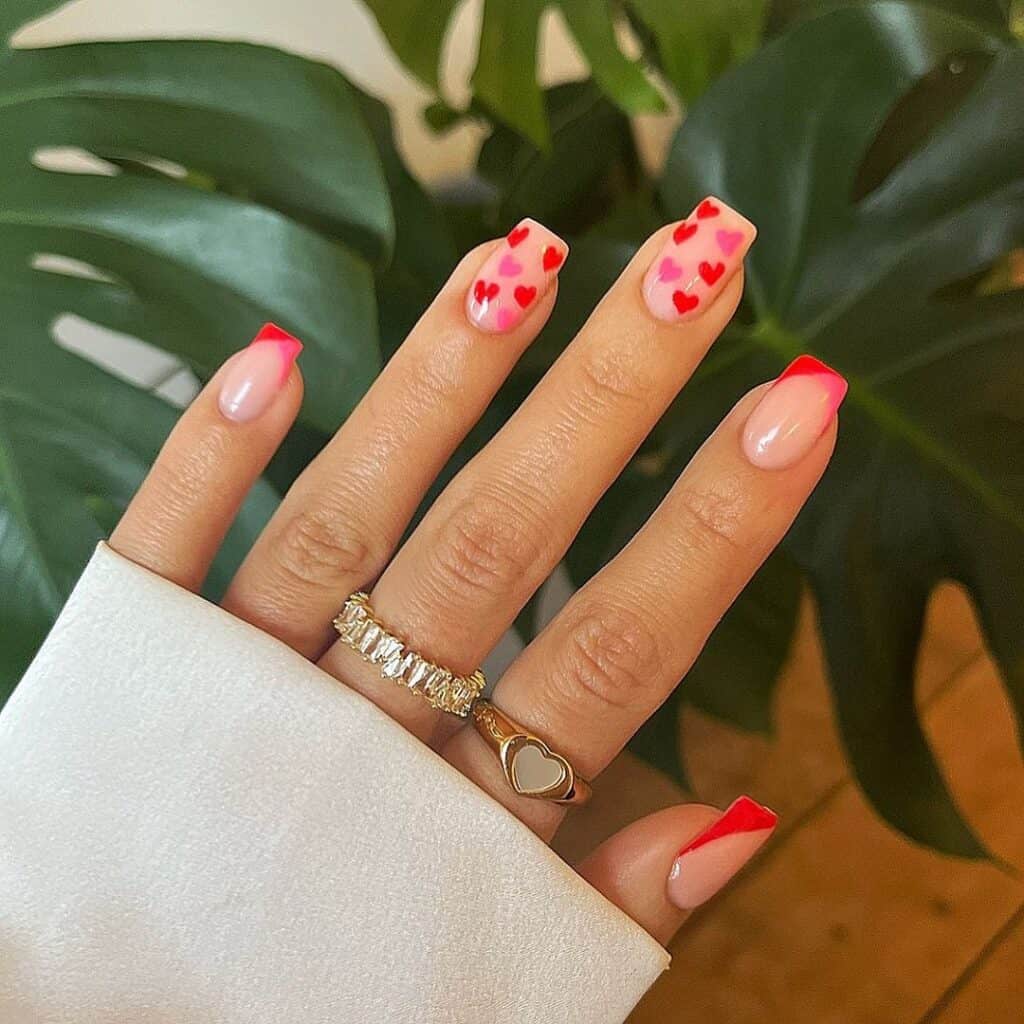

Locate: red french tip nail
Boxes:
[253,322,303,352]
[776,354,848,410]
[778,353,846,385]
[677,795,778,857]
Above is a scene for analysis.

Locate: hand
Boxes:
[109,200,845,945]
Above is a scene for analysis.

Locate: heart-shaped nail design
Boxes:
[499,253,523,277]
[511,740,569,796]
[673,222,698,244]
[473,280,500,303]
[697,199,720,219]
[716,229,744,256]
[467,218,566,332]
[699,260,725,285]
[507,225,530,248]
[673,290,699,314]
[514,284,537,308]
[658,257,683,282]
[542,245,564,271]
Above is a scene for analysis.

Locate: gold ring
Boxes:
[333,592,485,717]
[471,700,591,806]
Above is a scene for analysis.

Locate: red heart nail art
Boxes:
[507,225,530,248]
[468,219,566,333]
[542,245,564,271]
[474,280,499,303]
[672,290,699,314]
[696,199,720,219]
[514,284,537,308]
[699,261,725,285]
[673,222,698,244]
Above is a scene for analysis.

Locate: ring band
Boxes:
[333,592,485,717]
[471,700,591,806]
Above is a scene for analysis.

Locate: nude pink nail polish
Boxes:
[218,323,303,423]
[466,218,568,334]
[666,796,778,910]
[742,354,848,470]
[642,197,756,323]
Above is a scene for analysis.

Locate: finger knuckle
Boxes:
[431,487,544,600]
[376,351,456,422]
[571,346,656,423]
[555,599,664,713]
[673,479,749,558]
[276,506,383,590]
[153,423,233,501]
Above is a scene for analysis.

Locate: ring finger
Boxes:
[319,198,757,743]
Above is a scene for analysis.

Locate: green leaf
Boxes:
[0,275,277,699]
[0,39,387,433]
[0,28,393,693]
[360,0,667,143]
[629,0,768,101]
[655,3,1024,855]
[767,0,1014,35]
[0,41,393,261]
[476,80,641,232]
[356,90,460,358]
[472,0,550,149]
[1,172,378,435]
[558,0,667,114]
[629,688,691,791]
[684,551,801,732]
[359,0,459,90]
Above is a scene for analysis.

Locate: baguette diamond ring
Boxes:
[333,592,485,717]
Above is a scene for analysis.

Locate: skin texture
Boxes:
[110,200,843,942]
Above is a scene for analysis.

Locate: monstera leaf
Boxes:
[361,0,1016,147]
[0,271,280,703]
[568,3,1024,855]
[0,0,393,691]
[360,0,770,147]
[767,0,1014,32]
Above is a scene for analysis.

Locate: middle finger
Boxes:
[318,198,756,742]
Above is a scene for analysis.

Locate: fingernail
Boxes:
[742,354,848,470]
[666,796,778,910]
[466,218,568,334]
[218,323,303,423]
[642,196,756,323]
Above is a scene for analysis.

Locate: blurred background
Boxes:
[3,1,1024,1020]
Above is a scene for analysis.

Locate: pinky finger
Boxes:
[109,324,303,591]
[576,797,777,945]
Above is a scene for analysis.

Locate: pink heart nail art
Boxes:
[641,198,756,323]
[658,257,683,282]
[716,229,744,256]
[496,307,518,331]
[499,254,523,277]
[466,217,569,334]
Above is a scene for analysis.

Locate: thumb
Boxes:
[575,796,777,945]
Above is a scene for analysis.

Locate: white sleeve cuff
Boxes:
[0,543,668,1023]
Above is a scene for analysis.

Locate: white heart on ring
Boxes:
[510,741,569,795]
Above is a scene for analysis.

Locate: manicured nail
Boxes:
[642,196,756,323]
[218,323,303,423]
[666,796,778,910]
[742,354,848,470]
[466,218,568,333]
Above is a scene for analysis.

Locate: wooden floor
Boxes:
[553,584,1024,1023]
